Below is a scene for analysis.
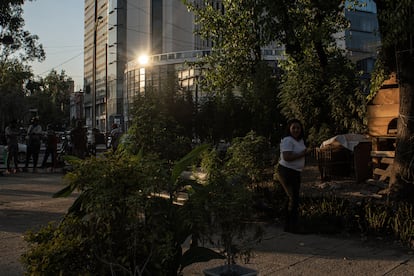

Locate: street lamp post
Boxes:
[105,42,108,133]
[92,0,102,129]
[92,23,97,129]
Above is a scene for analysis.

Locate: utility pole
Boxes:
[92,0,98,129]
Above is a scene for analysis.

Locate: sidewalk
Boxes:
[183,226,414,275]
[0,171,75,275]
[1,172,414,275]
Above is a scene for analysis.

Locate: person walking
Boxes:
[70,120,87,159]
[277,119,309,233]
[110,123,122,151]
[41,124,58,171]
[5,120,20,174]
[24,117,43,173]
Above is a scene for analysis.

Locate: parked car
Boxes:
[0,143,27,163]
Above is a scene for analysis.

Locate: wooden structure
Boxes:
[316,134,372,183]
[367,73,399,181]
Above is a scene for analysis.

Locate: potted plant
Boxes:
[192,144,263,276]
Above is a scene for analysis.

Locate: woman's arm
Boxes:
[282,149,307,161]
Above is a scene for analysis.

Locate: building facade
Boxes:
[84,0,195,132]
[341,0,381,81]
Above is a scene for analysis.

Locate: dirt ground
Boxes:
[300,163,389,202]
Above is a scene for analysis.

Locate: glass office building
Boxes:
[84,0,194,132]
[343,0,381,80]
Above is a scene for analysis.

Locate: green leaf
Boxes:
[53,184,75,198]
[180,246,225,270]
[171,144,210,183]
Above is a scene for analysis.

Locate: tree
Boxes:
[0,0,45,63]
[0,0,45,129]
[373,0,414,200]
[184,0,270,92]
[0,60,31,129]
[42,70,72,128]
[127,82,193,162]
[279,52,366,146]
[24,70,72,129]
[184,0,366,145]
[185,0,283,143]
[267,0,366,145]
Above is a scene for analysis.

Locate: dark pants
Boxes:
[277,164,301,231]
[41,147,56,168]
[25,142,41,169]
[7,144,19,171]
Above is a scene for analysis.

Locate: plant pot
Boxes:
[203,264,258,276]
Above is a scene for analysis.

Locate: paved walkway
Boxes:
[1,171,414,275]
[0,171,76,275]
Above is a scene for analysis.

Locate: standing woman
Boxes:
[277,119,308,233]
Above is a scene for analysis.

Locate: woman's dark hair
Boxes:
[283,119,304,140]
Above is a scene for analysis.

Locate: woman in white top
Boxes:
[277,119,308,233]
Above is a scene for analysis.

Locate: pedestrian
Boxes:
[5,120,20,174]
[87,128,98,156]
[24,117,43,172]
[70,120,87,159]
[41,124,58,171]
[110,123,122,151]
[277,119,309,233]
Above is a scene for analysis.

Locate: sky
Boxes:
[23,0,84,91]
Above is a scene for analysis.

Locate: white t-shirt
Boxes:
[279,136,306,171]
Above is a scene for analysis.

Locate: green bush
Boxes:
[299,196,352,234]
[22,153,179,275]
[23,150,219,275]
[225,131,271,185]
[196,143,264,267]
[23,144,246,275]
[389,203,414,246]
[296,196,414,247]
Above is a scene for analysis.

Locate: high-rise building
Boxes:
[84,0,108,131]
[342,0,380,80]
[84,0,195,132]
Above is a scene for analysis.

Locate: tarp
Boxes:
[320,134,370,152]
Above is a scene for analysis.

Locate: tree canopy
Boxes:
[184,0,366,145]
[0,0,45,63]
[0,0,46,130]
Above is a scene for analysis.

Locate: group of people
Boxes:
[69,120,122,159]
[2,117,123,175]
[3,117,57,174]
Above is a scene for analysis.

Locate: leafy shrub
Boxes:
[296,197,414,247]
[127,90,192,161]
[225,131,271,185]
[23,145,240,275]
[361,201,392,236]
[299,196,352,234]
[389,203,414,247]
[196,144,264,268]
[22,152,187,275]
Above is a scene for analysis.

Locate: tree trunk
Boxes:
[388,50,414,201]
